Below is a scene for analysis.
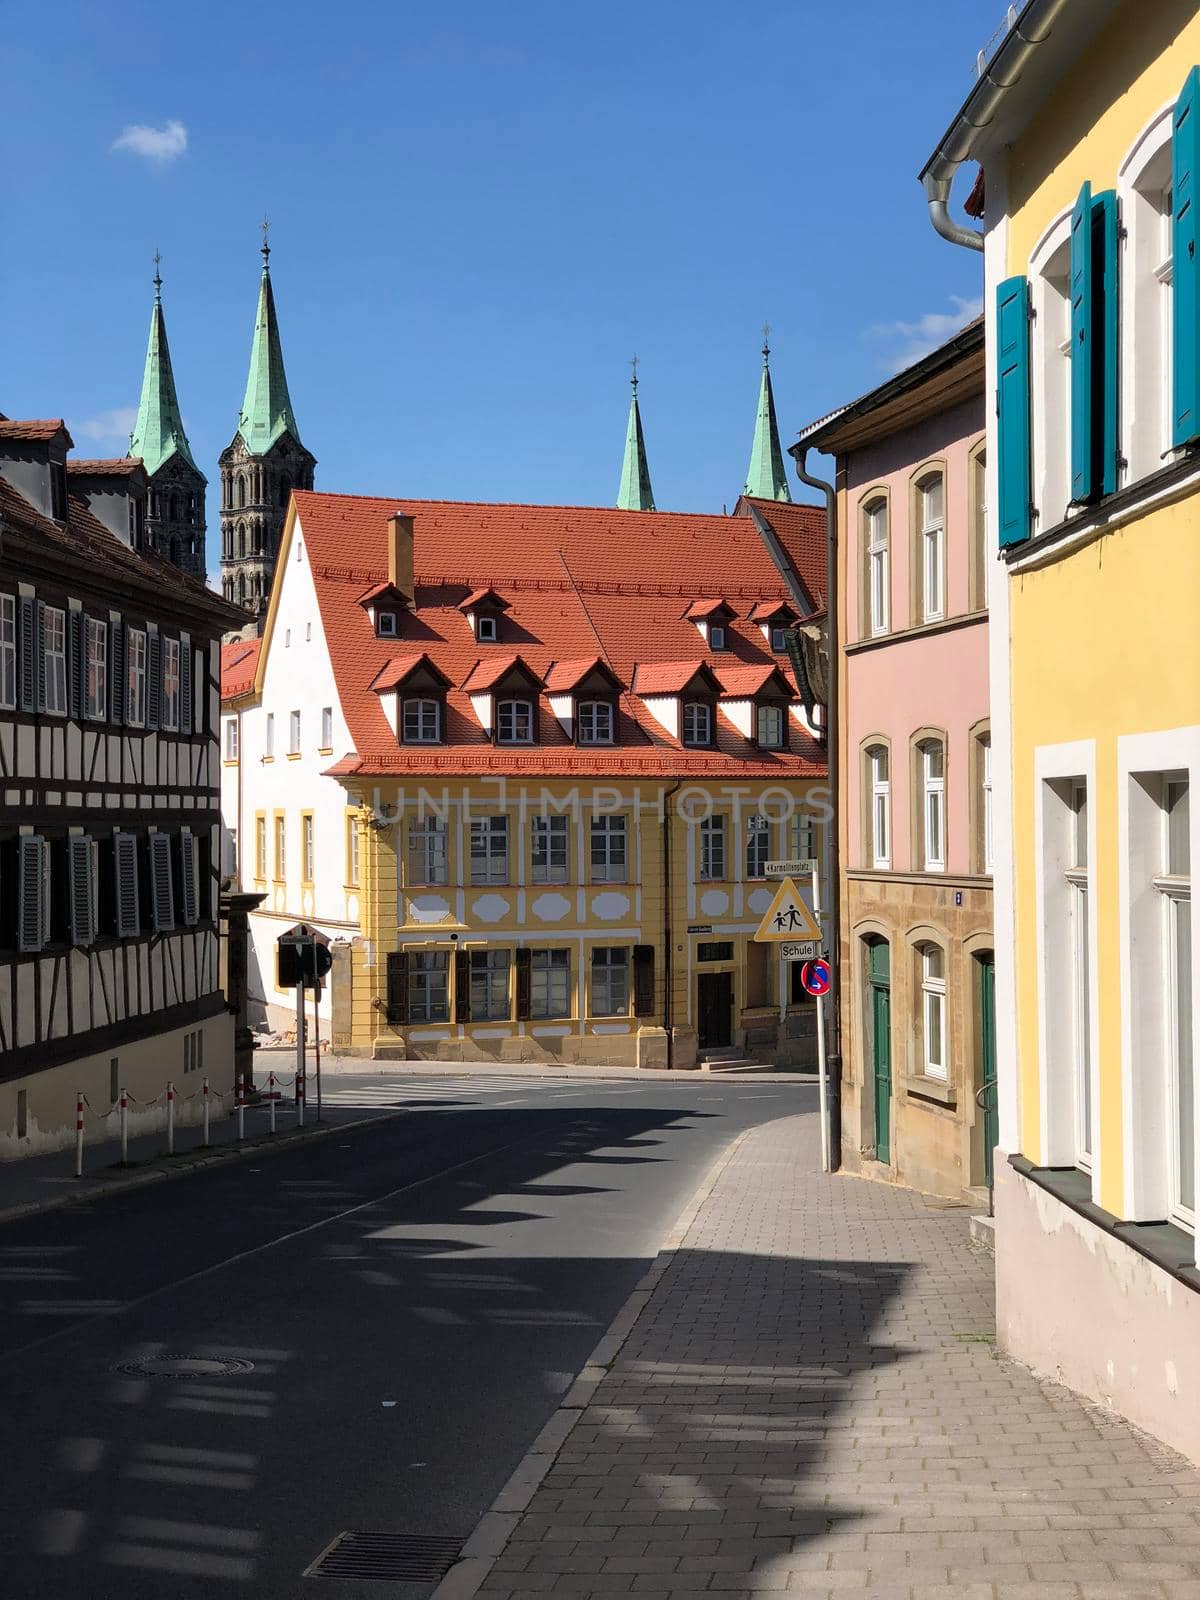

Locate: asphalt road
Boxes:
[0,1072,812,1598]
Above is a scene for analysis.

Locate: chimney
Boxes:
[388,512,414,606]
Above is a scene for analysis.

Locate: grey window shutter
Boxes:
[179,830,198,925]
[68,836,96,945]
[35,601,46,713]
[149,832,174,931]
[17,836,45,952]
[146,633,162,730]
[114,831,139,937]
[17,597,35,713]
[179,632,192,733]
[69,610,85,720]
[109,617,125,726]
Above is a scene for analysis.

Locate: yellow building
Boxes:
[922,0,1200,1464]
[222,490,831,1070]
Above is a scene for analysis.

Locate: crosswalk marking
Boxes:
[306,1076,560,1109]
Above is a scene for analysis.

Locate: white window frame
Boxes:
[470,948,511,1021]
[347,812,360,886]
[1030,211,1074,532]
[0,594,16,710]
[126,626,147,727]
[918,473,945,623]
[770,625,789,652]
[682,702,712,747]
[43,606,67,716]
[867,745,890,870]
[921,740,946,872]
[708,623,727,651]
[302,814,315,883]
[1118,103,1177,484]
[289,709,301,755]
[265,712,274,759]
[470,815,509,885]
[496,698,534,745]
[590,814,627,883]
[919,943,948,1081]
[476,613,498,643]
[377,611,398,638]
[746,815,770,880]
[865,498,889,636]
[531,948,570,1019]
[756,704,785,750]
[590,946,629,1017]
[161,637,181,731]
[576,700,614,745]
[403,698,441,743]
[531,814,569,884]
[699,814,726,882]
[410,949,449,1022]
[321,705,333,748]
[1160,778,1193,1229]
[408,814,448,886]
[85,616,107,722]
[981,735,993,874]
[225,719,239,761]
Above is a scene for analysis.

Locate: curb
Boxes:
[0,1107,415,1227]
[430,1123,754,1600]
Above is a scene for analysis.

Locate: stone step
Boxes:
[969,1212,996,1250]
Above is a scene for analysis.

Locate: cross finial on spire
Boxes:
[630,352,639,392]
[153,249,163,300]
[260,215,271,266]
[761,321,771,365]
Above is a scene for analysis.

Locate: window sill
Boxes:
[905,1073,956,1108]
[317,747,333,756]
[1010,1156,1197,1288]
[286,752,301,762]
[847,611,987,655]
[262,757,275,765]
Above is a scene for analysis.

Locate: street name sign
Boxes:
[765,858,818,879]
[753,877,822,943]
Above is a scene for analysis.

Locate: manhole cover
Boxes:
[305,1532,463,1583]
[113,1355,255,1379]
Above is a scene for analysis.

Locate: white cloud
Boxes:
[74,407,137,446]
[111,119,188,164]
[866,294,984,375]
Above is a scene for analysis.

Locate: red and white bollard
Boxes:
[236,1078,245,1142]
[75,1092,84,1179]
[268,1071,277,1136]
[119,1088,129,1165]
[202,1075,211,1147]
[166,1081,175,1155]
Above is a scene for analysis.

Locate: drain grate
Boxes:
[305,1532,464,1584]
[114,1355,255,1379]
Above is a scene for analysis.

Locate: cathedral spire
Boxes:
[129,253,199,478]
[237,223,304,456]
[616,356,656,512]
[743,326,792,503]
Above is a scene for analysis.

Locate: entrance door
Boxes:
[976,953,998,1187]
[867,940,891,1163]
[697,971,733,1049]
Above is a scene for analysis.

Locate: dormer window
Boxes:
[756,705,786,750]
[682,702,713,747]
[402,697,442,743]
[708,624,727,651]
[770,626,789,653]
[377,611,398,638]
[459,586,510,644]
[496,698,534,744]
[576,700,614,745]
[477,614,498,643]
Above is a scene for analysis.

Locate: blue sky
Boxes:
[5,0,993,528]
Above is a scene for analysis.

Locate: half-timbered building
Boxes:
[0,416,246,1157]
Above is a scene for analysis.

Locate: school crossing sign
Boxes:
[753,877,822,946]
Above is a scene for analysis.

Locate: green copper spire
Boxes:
[743,327,792,503]
[616,356,656,511]
[237,224,304,456]
[129,254,200,478]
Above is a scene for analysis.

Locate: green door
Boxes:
[868,940,891,1164]
[978,954,998,1187]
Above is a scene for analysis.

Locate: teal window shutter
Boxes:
[996,275,1032,547]
[1070,181,1095,501]
[1093,189,1120,496]
[1173,66,1200,447]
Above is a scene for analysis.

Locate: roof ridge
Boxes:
[293,488,822,521]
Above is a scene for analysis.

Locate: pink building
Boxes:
[800,321,993,1202]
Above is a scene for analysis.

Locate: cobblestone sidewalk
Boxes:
[476,1114,1200,1600]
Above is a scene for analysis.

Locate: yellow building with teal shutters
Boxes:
[922,0,1200,1465]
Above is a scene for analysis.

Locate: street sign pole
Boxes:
[295,971,306,1129]
[311,942,322,1123]
[813,859,830,1174]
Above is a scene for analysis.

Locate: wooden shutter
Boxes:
[17,836,45,953]
[178,830,198,926]
[109,616,125,726]
[18,596,36,713]
[996,275,1032,547]
[455,948,471,1023]
[149,832,174,931]
[114,831,140,937]
[385,950,409,1024]
[179,632,193,733]
[1070,181,1095,503]
[515,947,532,1021]
[68,836,96,945]
[1175,66,1200,446]
[69,610,85,720]
[1094,189,1120,497]
[35,601,46,713]
[146,633,162,730]
[633,943,655,1018]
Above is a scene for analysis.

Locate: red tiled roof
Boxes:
[543,656,611,692]
[632,660,715,695]
[683,596,732,620]
[276,491,827,779]
[458,585,510,612]
[221,637,262,698]
[713,663,791,698]
[747,599,795,622]
[369,653,450,693]
[0,418,72,444]
[355,579,406,605]
[66,458,144,477]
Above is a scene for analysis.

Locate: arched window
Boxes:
[237,523,246,560]
[1119,106,1175,481]
[863,497,889,637]
[682,702,712,747]
[495,699,534,744]
[916,471,945,622]
[402,698,441,743]
[917,942,947,1080]
[236,573,246,604]
[237,475,247,510]
[865,744,890,869]
[576,700,614,744]
[1031,215,1073,530]
[917,737,946,872]
[968,441,987,611]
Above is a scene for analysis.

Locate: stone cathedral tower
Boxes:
[129,260,207,579]
[219,235,315,625]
